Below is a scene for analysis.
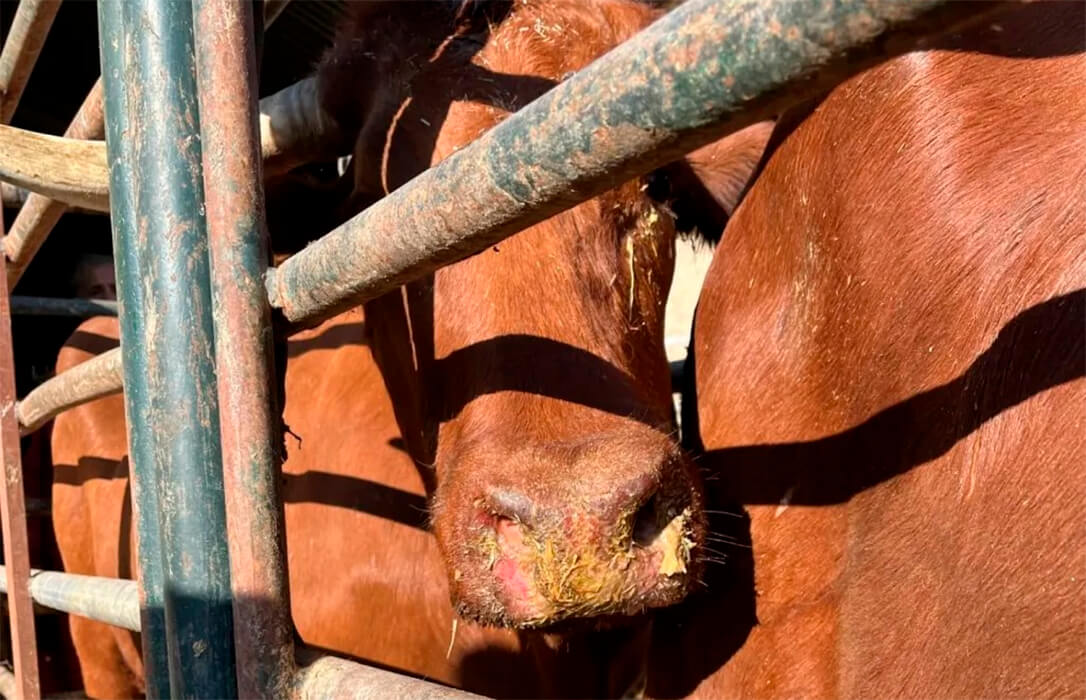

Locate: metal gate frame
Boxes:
[0,0,1011,697]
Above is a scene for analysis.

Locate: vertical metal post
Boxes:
[0,215,39,700]
[97,6,170,695]
[193,0,295,696]
[97,1,237,698]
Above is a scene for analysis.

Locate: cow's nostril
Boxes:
[486,487,535,530]
[632,493,661,547]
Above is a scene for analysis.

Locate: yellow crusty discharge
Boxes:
[658,508,693,576]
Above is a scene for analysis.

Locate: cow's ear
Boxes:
[647,120,774,245]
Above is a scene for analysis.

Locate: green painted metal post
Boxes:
[97,0,237,698]
[96,3,169,695]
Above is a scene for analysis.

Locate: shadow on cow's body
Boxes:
[650,3,1086,697]
[51,1,778,696]
[318,0,730,631]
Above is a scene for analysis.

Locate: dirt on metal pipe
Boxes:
[194,0,295,696]
[0,566,140,633]
[292,654,486,700]
[15,347,122,435]
[266,0,1014,330]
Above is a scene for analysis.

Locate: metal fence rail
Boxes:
[3,81,106,291]
[0,6,291,293]
[0,0,1018,698]
[265,0,1005,329]
[0,567,140,633]
[15,347,121,435]
[8,297,118,318]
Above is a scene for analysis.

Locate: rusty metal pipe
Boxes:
[267,0,1013,327]
[292,655,485,700]
[15,347,121,435]
[0,217,39,699]
[4,79,106,290]
[0,0,61,124]
[0,0,288,290]
[194,0,295,696]
[0,566,140,633]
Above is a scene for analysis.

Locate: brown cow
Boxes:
[648,3,1086,698]
[318,0,713,632]
[53,2,776,697]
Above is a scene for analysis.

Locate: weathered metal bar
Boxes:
[4,79,106,290]
[0,125,109,212]
[3,0,289,289]
[99,0,236,696]
[9,296,117,318]
[15,347,121,435]
[0,566,140,633]
[267,0,1011,327]
[0,0,61,124]
[0,218,39,699]
[292,655,485,700]
[97,1,167,695]
[194,0,294,696]
[0,80,338,215]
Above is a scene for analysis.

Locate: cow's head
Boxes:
[274,0,770,629]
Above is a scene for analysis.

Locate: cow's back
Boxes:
[664,4,1086,698]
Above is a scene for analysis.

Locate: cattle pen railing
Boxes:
[0,0,1013,698]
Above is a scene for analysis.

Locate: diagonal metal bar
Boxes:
[15,347,121,436]
[0,0,292,292]
[266,0,1013,329]
[0,0,61,124]
[4,79,105,290]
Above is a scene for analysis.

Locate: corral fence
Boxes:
[0,0,1014,698]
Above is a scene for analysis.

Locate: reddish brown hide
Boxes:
[317,0,717,630]
[54,314,640,698]
[649,4,1086,698]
